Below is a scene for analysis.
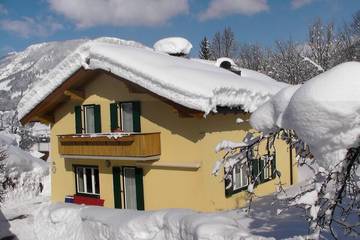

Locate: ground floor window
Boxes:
[75,166,100,196]
[113,166,144,210]
[233,164,248,190]
[261,156,272,181]
[226,154,276,196]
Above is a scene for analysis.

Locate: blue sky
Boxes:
[0,0,360,57]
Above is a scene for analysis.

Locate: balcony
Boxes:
[58,132,161,160]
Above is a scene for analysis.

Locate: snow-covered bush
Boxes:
[0,132,48,202]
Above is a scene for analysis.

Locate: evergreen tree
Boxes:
[199,37,211,60]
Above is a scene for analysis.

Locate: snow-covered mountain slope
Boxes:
[0,39,87,111]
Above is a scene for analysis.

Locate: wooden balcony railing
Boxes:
[58,132,161,159]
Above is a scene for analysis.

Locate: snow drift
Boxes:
[250,62,360,169]
[34,203,267,240]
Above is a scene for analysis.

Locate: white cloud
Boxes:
[0,16,63,38]
[48,0,189,28]
[0,4,8,15]
[291,0,314,9]
[199,0,269,21]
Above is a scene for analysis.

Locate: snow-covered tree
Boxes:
[307,18,338,71]
[237,43,268,72]
[267,39,320,84]
[198,37,211,60]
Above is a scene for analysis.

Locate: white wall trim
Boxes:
[61,154,201,170]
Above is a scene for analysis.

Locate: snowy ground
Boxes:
[0,178,312,240]
[0,163,346,239]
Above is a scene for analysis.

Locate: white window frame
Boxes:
[76,166,100,195]
[233,163,249,190]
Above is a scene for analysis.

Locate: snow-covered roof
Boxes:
[18,37,287,121]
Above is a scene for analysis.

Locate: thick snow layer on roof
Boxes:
[250,62,360,169]
[18,37,286,120]
[153,37,192,55]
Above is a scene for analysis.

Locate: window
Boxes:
[112,166,144,210]
[121,103,134,132]
[74,105,101,134]
[84,105,95,133]
[233,163,248,190]
[226,154,276,197]
[123,167,137,209]
[110,102,141,132]
[75,166,100,196]
[262,157,271,180]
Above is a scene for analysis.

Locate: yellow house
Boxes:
[19,38,297,212]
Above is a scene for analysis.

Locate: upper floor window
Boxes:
[110,101,141,132]
[74,104,101,134]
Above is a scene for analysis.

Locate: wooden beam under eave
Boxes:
[172,106,204,119]
[177,110,203,119]
[64,89,85,101]
[36,115,54,125]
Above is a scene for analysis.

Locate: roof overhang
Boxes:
[20,68,100,125]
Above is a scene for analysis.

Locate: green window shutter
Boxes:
[94,105,101,133]
[135,168,144,210]
[132,102,141,132]
[259,159,265,183]
[110,103,119,131]
[112,167,122,209]
[74,106,82,134]
[271,155,277,179]
[252,159,259,184]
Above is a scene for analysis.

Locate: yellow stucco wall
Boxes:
[50,72,298,212]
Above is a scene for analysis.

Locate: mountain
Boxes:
[0,39,88,111]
